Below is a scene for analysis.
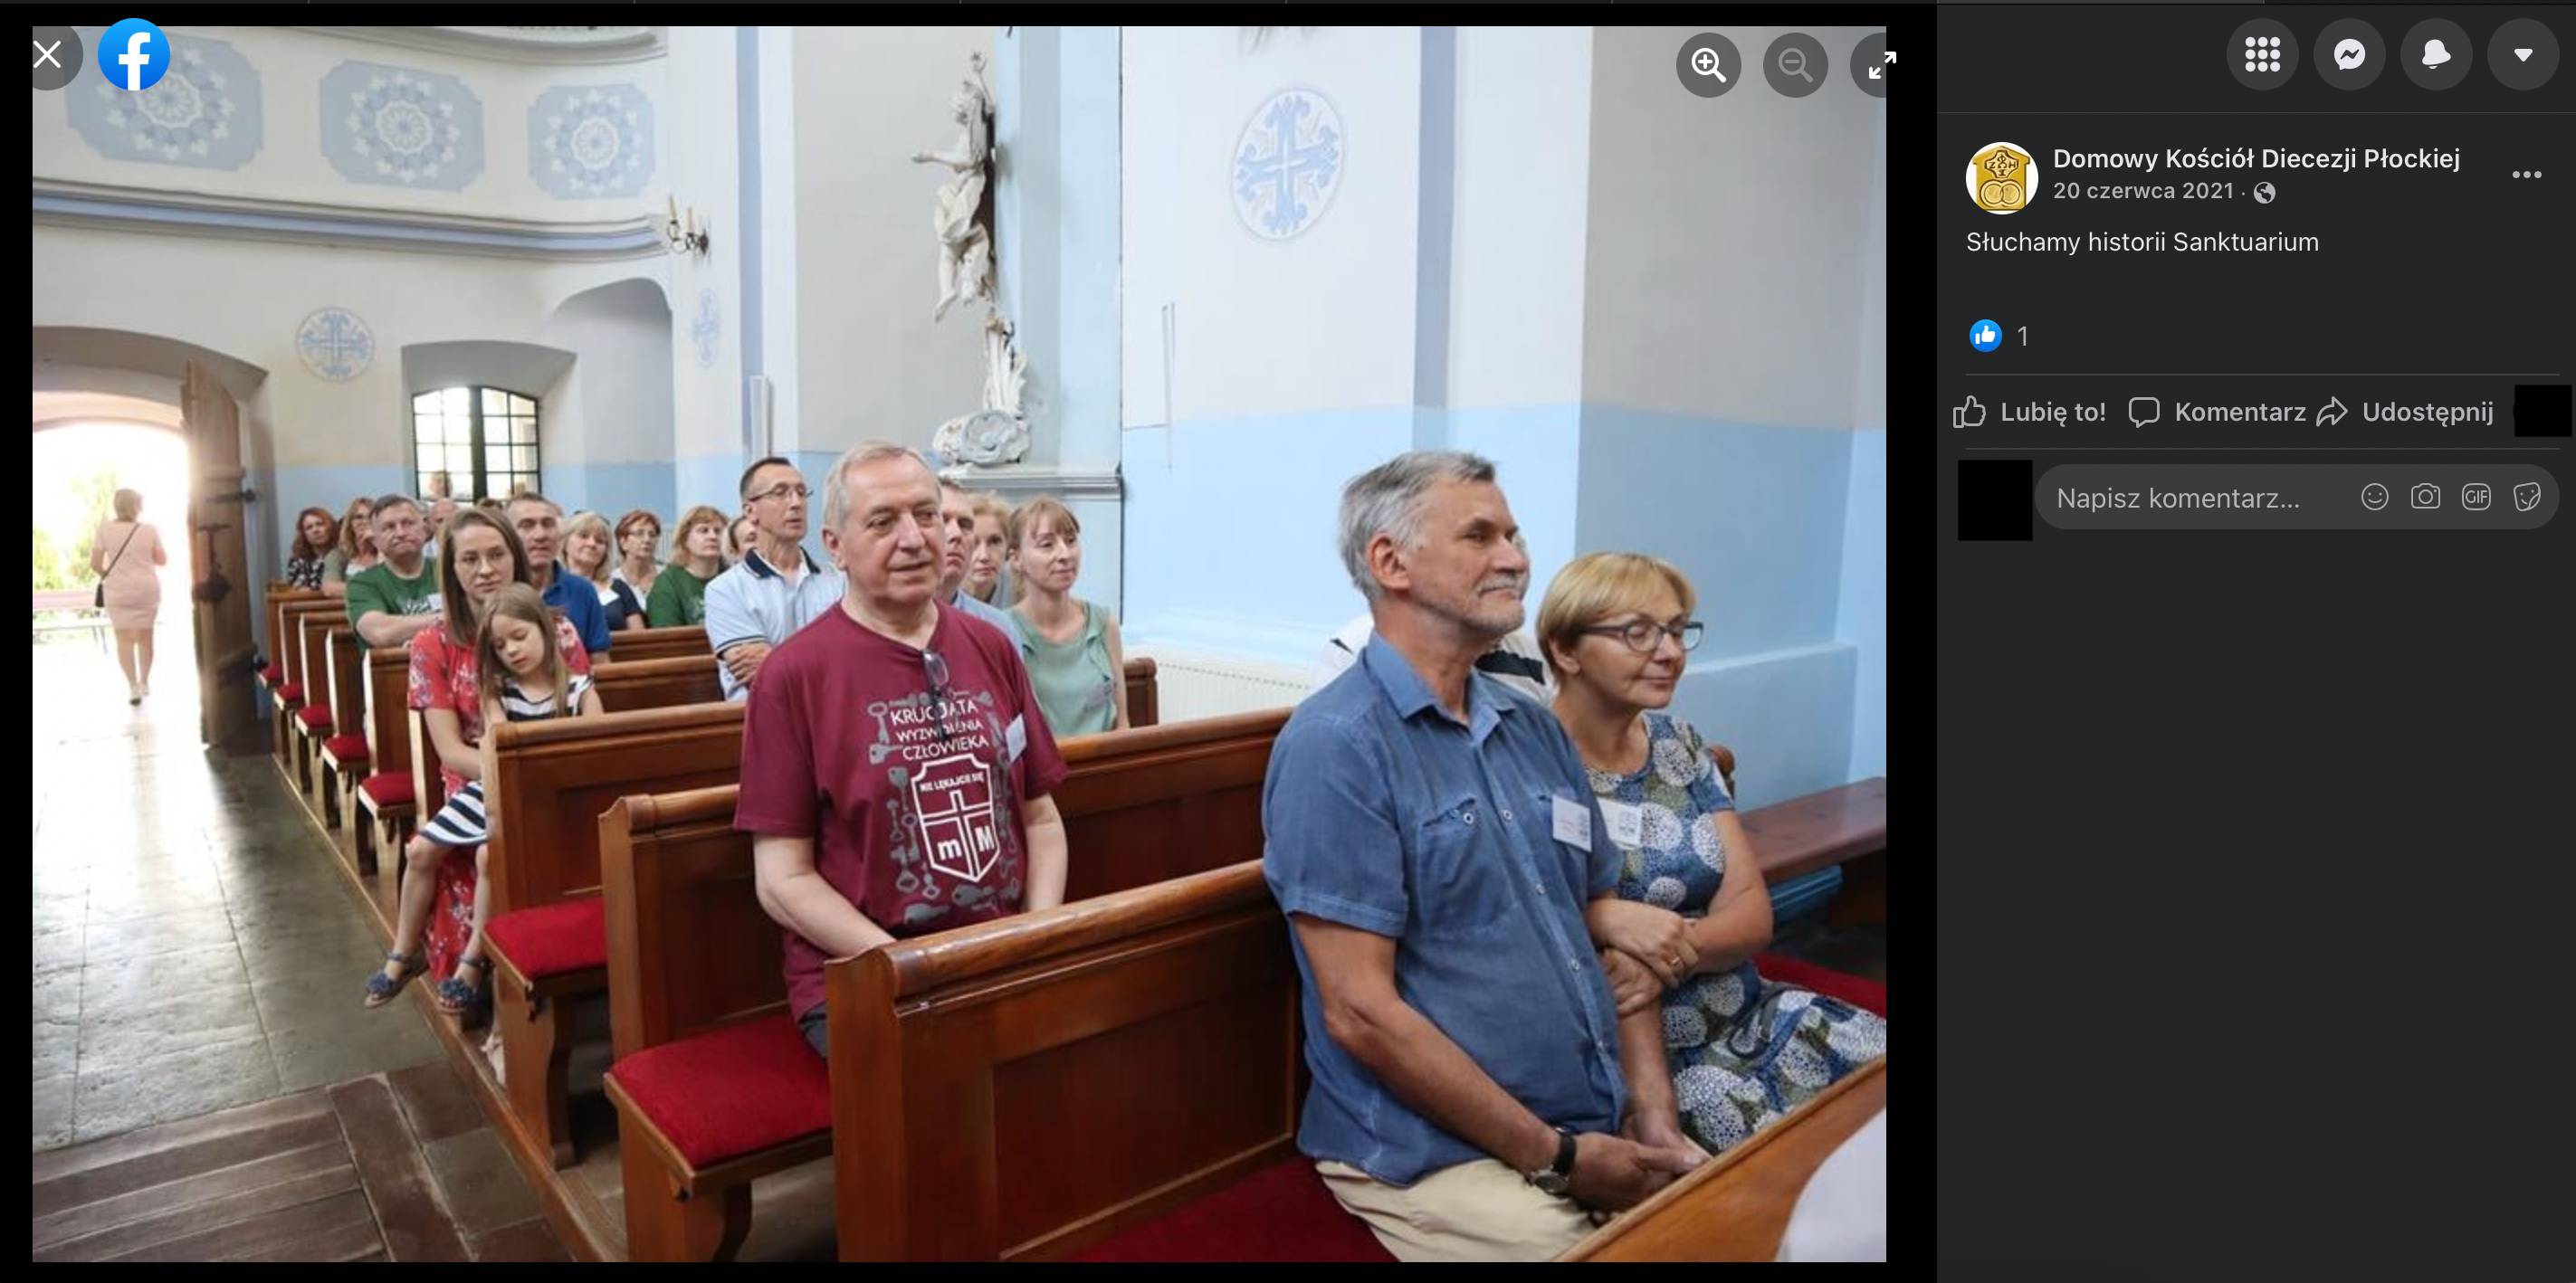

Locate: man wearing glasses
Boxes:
[1263,451,1703,1259]
[702,457,845,701]
[734,442,1071,1060]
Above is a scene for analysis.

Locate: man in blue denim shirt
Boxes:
[1263,451,1704,1261]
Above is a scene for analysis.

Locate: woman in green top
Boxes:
[320,497,380,599]
[645,503,730,627]
[1007,497,1128,737]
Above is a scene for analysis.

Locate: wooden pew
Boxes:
[262,587,325,699]
[355,645,419,874]
[608,625,711,665]
[271,598,340,770]
[288,607,349,799]
[482,701,745,1169]
[587,655,726,711]
[825,861,1300,1260]
[1558,1058,1887,1261]
[1741,777,1886,929]
[595,708,1283,1259]
[1122,655,1158,729]
[309,625,369,830]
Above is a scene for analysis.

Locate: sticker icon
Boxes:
[2514,481,2543,512]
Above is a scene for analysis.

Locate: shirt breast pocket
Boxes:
[1412,795,1513,941]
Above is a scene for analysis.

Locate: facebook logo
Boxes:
[1970,318,2004,353]
[98,19,170,93]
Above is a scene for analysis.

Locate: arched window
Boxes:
[411,386,540,501]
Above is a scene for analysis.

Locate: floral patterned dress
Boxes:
[1585,710,1888,1155]
[405,620,591,984]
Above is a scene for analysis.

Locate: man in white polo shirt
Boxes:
[702,456,844,702]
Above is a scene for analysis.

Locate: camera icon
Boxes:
[2409,482,2441,509]
[2462,483,2492,511]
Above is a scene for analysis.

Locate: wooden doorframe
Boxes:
[181,362,262,753]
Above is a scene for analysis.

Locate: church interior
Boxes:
[32,24,1887,1262]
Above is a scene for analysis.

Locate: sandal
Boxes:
[363,950,426,1008]
[434,955,493,1022]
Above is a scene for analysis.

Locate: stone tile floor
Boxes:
[33,632,450,1150]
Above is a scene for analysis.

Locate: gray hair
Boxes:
[821,442,938,532]
[1337,451,1497,601]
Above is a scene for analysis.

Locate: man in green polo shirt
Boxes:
[345,494,444,648]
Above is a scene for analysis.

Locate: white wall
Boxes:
[1120,26,1423,428]
[1447,27,1591,413]
[34,26,665,223]
[543,278,674,466]
[1579,26,1883,429]
[787,26,991,455]
[662,28,744,469]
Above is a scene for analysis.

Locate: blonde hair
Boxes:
[968,491,1011,529]
[112,489,143,521]
[672,504,731,569]
[338,498,377,559]
[562,510,615,586]
[473,583,576,719]
[1006,496,1078,553]
[1534,553,1699,671]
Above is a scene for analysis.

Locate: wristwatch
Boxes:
[1522,1126,1578,1198]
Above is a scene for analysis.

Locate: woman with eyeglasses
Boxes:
[1536,552,1884,1160]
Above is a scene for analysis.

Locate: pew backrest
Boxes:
[825,861,1302,1260]
[485,703,744,915]
[294,609,342,721]
[278,600,340,695]
[611,624,711,665]
[266,589,326,669]
[601,785,783,1062]
[320,625,366,737]
[1054,708,1285,900]
[587,655,726,712]
[1121,656,1157,729]
[365,645,412,782]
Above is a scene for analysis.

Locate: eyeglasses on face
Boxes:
[750,482,813,505]
[1579,619,1704,654]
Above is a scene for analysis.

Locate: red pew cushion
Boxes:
[322,734,371,765]
[1071,1155,1394,1262]
[296,705,333,730]
[261,663,282,686]
[1753,952,1885,1019]
[358,773,415,809]
[607,1016,830,1169]
[484,898,606,982]
[276,682,305,704]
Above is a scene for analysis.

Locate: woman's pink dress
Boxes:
[94,521,163,631]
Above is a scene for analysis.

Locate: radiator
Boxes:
[1128,645,1311,723]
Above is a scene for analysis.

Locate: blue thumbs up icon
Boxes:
[1970,318,2003,353]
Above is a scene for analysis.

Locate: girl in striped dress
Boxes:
[390,584,603,1020]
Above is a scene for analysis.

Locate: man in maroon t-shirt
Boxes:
[735,442,1071,1058]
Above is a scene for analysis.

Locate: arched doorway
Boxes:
[34,328,270,749]
[31,420,197,736]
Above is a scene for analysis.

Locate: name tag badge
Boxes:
[1004,713,1026,764]
[1550,794,1594,852]
[1597,797,1645,848]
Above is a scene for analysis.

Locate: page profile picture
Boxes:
[1967,143,2037,214]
